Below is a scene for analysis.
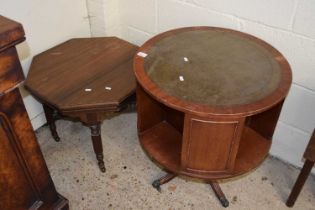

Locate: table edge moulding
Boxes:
[133,26,292,208]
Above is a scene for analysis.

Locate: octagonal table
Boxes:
[25,37,138,172]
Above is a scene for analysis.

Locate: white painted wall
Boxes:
[0,0,91,129]
[96,0,315,170]
[86,0,121,37]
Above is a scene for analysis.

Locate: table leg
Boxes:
[152,172,177,192]
[43,104,60,142]
[286,160,314,207]
[89,124,106,173]
[210,181,229,208]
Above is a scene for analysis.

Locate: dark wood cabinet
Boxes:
[0,15,68,210]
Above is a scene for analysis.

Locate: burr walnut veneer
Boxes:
[0,16,68,210]
[25,38,138,172]
[134,27,292,207]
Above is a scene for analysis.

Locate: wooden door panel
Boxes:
[182,115,245,174]
[0,114,41,210]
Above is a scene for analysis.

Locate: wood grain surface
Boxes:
[25,37,138,172]
[0,15,68,210]
[134,27,292,117]
[135,27,291,181]
[0,15,24,51]
[25,37,138,113]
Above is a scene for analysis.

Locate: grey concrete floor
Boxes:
[36,113,315,210]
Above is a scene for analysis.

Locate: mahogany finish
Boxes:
[0,15,68,210]
[135,27,292,118]
[25,38,138,172]
[286,129,315,207]
[134,27,292,207]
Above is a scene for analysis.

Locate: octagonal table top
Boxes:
[25,37,138,112]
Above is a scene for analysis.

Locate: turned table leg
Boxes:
[43,104,60,142]
[89,124,106,173]
[152,172,177,192]
[210,181,229,208]
[286,160,314,207]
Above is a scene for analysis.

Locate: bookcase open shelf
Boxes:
[137,84,280,180]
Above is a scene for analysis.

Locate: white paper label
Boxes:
[137,52,148,58]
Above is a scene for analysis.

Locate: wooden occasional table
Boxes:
[134,27,292,207]
[25,38,138,172]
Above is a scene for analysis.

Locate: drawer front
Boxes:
[0,46,24,93]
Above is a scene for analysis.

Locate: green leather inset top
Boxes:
[144,30,281,106]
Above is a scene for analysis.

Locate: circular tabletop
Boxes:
[134,27,292,117]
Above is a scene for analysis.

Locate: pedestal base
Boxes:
[152,172,229,208]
